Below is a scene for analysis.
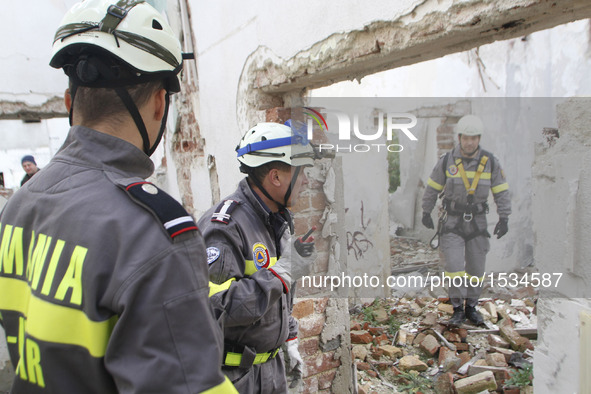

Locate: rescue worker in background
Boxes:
[20,155,41,186]
[0,1,235,393]
[421,114,511,326]
[198,122,317,393]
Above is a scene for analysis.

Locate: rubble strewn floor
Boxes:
[349,237,536,393]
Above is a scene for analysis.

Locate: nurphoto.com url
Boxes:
[301,272,563,293]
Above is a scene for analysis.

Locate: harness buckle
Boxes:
[463,212,473,222]
[107,5,128,19]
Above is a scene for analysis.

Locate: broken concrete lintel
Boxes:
[0,97,67,121]
[251,0,591,93]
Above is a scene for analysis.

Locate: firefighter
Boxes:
[198,122,317,393]
[421,114,511,326]
[0,1,235,392]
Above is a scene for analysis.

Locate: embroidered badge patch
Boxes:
[206,247,221,265]
[252,243,270,270]
[448,165,458,176]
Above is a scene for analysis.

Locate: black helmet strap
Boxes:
[66,54,169,156]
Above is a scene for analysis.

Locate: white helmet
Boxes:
[236,122,315,169]
[50,0,183,92]
[456,114,484,137]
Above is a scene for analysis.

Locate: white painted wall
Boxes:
[311,20,591,275]
[189,0,436,200]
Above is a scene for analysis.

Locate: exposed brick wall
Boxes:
[436,119,457,157]
[266,107,350,393]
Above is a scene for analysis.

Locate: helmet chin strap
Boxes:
[68,55,169,157]
[116,87,170,156]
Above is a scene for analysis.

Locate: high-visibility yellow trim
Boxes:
[427,178,444,191]
[208,278,236,297]
[491,183,509,194]
[244,257,277,276]
[201,376,238,393]
[223,348,280,367]
[0,277,117,358]
[444,271,466,278]
[446,171,491,180]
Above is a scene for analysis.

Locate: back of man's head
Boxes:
[49,0,184,155]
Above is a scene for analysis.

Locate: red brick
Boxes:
[299,314,326,338]
[317,370,337,390]
[458,352,471,366]
[291,193,311,213]
[368,327,384,335]
[310,191,327,211]
[306,352,341,376]
[300,337,320,358]
[419,334,440,356]
[265,107,291,123]
[293,299,315,319]
[374,334,389,345]
[314,297,329,314]
[444,331,461,343]
[356,362,371,371]
[351,330,373,344]
[302,375,318,394]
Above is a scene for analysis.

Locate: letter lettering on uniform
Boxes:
[41,239,65,296]
[28,234,52,290]
[26,339,45,387]
[55,246,87,305]
[0,224,24,276]
[16,316,27,380]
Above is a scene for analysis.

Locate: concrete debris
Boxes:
[351,237,535,393]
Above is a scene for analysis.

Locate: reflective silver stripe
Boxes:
[164,216,194,230]
[212,200,235,222]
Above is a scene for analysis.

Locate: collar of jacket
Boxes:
[55,125,154,179]
[238,178,275,225]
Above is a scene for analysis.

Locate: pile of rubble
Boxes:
[349,237,536,393]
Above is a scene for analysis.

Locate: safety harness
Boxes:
[430,149,492,248]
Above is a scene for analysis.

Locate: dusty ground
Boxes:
[349,237,536,393]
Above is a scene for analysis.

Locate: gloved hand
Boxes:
[422,212,434,229]
[294,235,315,257]
[271,230,317,288]
[494,217,509,239]
[284,339,305,389]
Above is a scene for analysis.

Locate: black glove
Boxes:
[422,212,434,229]
[494,218,509,239]
[294,236,315,257]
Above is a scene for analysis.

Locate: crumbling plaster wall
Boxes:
[187,1,591,392]
[532,98,591,393]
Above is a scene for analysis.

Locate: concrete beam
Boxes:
[0,97,67,121]
[251,0,591,93]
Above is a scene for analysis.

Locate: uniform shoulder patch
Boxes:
[124,181,198,239]
[206,247,221,264]
[211,199,240,224]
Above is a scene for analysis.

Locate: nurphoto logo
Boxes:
[304,108,418,153]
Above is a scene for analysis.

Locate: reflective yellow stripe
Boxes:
[446,171,491,180]
[491,183,509,194]
[224,348,279,367]
[244,257,277,276]
[0,277,117,358]
[444,271,466,278]
[427,178,444,191]
[208,278,236,297]
[201,376,238,393]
